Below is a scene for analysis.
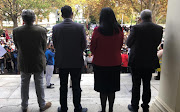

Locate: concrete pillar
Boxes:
[152,0,180,112]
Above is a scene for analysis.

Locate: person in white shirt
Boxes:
[85,51,93,73]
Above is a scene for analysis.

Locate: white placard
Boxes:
[0,44,7,57]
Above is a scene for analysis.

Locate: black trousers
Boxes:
[121,67,128,73]
[130,68,152,110]
[59,68,82,112]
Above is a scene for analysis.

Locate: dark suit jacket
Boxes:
[13,25,47,73]
[52,19,86,68]
[127,21,163,69]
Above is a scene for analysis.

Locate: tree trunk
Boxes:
[36,16,39,24]
[152,10,158,23]
[0,20,3,29]
[86,10,90,26]
[148,0,152,9]
[141,0,143,11]
[12,15,18,28]
[152,14,156,23]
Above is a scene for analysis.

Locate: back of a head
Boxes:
[61,5,72,18]
[140,9,152,21]
[22,9,35,25]
[99,7,121,36]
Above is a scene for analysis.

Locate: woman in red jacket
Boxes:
[90,7,124,112]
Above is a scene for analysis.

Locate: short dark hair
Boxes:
[22,9,35,25]
[61,5,72,18]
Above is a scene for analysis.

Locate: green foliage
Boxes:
[0,0,168,28]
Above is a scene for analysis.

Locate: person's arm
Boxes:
[13,29,18,49]
[90,27,98,55]
[156,27,163,47]
[49,50,55,57]
[80,25,87,51]
[84,57,87,67]
[42,30,47,52]
[157,50,163,59]
[120,31,124,49]
[127,26,136,48]
[52,27,56,50]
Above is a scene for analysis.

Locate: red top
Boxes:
[90,27,124,66]
[121,54,128,67]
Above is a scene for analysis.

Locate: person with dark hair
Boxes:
[4,47,12,73]
[13,9,51,112]
[127,9,163,112]
[12,49,18,74]
[90,7,124,112]
[45,43,55,88]
[52,5,87,112]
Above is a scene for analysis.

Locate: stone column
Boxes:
[152,0,180,112]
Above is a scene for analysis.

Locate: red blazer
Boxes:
[90,27,124,66]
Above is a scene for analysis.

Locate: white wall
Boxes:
[158,0,180,111]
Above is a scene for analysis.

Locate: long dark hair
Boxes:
[98,7,122,36]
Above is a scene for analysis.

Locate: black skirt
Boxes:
[93,64,121,93]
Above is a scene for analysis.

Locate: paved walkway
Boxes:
[0,73,159,112]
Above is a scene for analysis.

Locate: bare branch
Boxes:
[128,0,140,13]
[156,15,164,24]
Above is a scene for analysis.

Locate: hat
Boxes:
[87,51,91,54]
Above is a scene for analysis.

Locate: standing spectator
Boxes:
[0,56,4,74]
[4,47,12,73]
[127,9,163,112]
[2,29,5,37]
[121,50,128,73]
[45,43,55,88]
[52,5,87,112]
[12,49,18,74]
[154,43,164,80]
[90,8,124,112]
[13,9,51,112]
[85,51,93,73]
[5,29,10,42]
[81,52,87,73]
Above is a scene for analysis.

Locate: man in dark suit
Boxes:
[13,10,51,112]
[52,6,87,112]
[127,9,163,112]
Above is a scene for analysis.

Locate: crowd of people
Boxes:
[0,27,132,75]
[0,34,18,74]
[0,5,165,112]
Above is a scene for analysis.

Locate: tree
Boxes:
[32,0,52,24]
[82,0,168,24]
[0,0,36,28]
[127,0,168,23]
[0,0,55,28]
